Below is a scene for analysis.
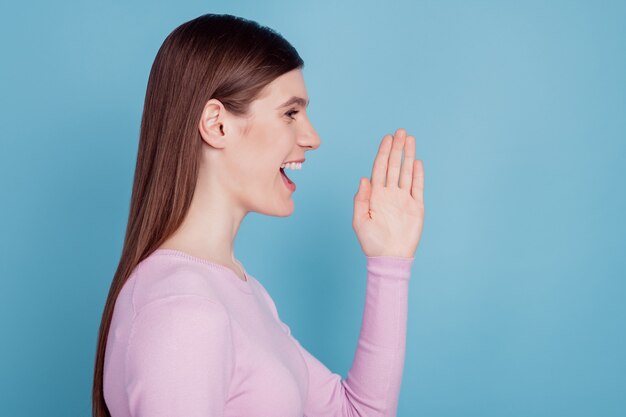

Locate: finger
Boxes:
[399,135,416,190]
[371,134,393,188]
[411,159,424,205]
[386,128,406,188]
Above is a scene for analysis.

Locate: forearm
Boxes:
[342,255,414,417]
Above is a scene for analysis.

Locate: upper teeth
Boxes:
[281,162,302,170]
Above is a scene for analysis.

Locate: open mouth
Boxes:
[279,160,303,192]
[279,167,294,184]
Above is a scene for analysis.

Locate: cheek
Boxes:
[232,151,279,186]
[236,122,293,183]
[248,135,290,175]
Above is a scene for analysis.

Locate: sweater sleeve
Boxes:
[259,255,415,417]
[124,294,234,417]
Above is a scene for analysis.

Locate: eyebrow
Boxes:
[276,96,310,109]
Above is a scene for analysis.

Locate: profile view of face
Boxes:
[198,68,322,217]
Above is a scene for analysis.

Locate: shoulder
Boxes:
[130,252,229,312]
[125,293,234,387]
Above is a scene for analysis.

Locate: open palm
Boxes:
[352,128,425,258]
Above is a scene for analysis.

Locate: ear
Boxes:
[198,98,228,149]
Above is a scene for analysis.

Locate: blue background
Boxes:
[1,0,625,416]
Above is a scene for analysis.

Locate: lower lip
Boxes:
[280,168,296,192]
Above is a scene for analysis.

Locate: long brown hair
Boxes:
[92,13,304,416]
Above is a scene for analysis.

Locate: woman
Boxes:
[92,13,425,417]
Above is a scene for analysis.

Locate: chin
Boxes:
[271,200,295,217]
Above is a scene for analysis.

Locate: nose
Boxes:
[298,123,322,151]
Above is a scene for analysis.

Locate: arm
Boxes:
[260,255,414,417]
[124,295,234,417]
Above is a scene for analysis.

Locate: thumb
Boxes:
[353,177,372,223]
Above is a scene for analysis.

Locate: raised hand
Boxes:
[352,128,425,258]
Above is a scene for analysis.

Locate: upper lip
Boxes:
[282,158,306,164]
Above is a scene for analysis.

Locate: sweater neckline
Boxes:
[150,248,254,294]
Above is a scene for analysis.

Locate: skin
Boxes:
[157,68,425,281]
[353,129,425,259]
[157,69,320,280]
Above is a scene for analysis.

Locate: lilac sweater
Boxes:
[103,248,414,417]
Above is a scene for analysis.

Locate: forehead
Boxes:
[256,69,309,108]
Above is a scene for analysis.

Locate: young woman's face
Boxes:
[204,68,321,216]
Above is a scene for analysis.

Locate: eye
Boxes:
[285,109,299,120]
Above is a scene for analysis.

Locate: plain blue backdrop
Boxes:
[1,0,625,416]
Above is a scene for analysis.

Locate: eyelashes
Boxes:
[285,109,299,120]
